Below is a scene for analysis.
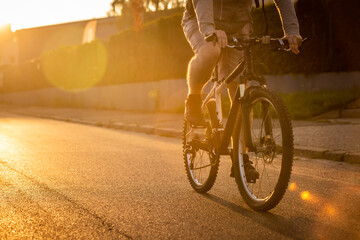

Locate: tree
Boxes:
[108,0,185,16]
[108,0,144,32]
[107,0,130,16]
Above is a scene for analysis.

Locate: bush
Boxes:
[280,88,360,119]
[103,14,192,85]
[0,60,48,93]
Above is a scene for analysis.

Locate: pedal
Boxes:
[190,125,207,129]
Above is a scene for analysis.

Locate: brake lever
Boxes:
[226,36,239,48]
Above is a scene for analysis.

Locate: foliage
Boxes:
[280,88,360,119]
[1,60,49,93]
[108,0,185,16]
[103,13,192,85]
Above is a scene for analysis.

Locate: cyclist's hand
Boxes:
[211,30,228,48]
[284,35,302,54]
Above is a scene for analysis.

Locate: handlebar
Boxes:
[227,36,286,50]
[205,33,305,52]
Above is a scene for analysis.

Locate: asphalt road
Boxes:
[0,112,359,240]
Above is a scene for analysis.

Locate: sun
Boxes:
[0,1,42,31]
[0,0,111,31]
[0,23,11,32]
[0,1,15,31]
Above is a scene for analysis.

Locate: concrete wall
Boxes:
[1,72,359,112]
[0,79,188,112]
[266,72,360,93]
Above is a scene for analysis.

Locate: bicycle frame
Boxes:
[200,46,267,155]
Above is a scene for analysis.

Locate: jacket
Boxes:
[182,0,300,37]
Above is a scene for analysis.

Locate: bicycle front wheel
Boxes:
[233,88,294,211]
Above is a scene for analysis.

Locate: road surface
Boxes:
[0,112,359,239]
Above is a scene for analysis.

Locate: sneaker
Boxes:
[185,94,206,126]
[230,154,259,183]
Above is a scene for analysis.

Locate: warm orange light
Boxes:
[0,1,110,31]
[289,182,297,191]
[0,23,10,31]
[324,204,337,216]
[301,191,310,200]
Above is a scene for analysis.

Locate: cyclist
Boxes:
[182,0,302,179]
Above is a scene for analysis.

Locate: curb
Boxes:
[10,110,360,165]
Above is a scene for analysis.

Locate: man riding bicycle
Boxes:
[182,0,302,179]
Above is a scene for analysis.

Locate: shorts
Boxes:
[182,18,251,82]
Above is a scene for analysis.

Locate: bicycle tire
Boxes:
[183,99,220,193]
[233,88,293,211]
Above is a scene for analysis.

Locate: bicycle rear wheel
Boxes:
[183,99,219,193]
[233,88,293,211]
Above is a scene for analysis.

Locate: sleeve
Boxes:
[191,0,216,36]
[273,0,300,36]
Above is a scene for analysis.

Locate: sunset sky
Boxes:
[0,0,113,31]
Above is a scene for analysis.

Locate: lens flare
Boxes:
[289,182,297,191]
[324,204,337,216]
[41,40,107,91]
[301,191,310,200]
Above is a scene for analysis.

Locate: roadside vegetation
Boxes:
[280,88,360,119]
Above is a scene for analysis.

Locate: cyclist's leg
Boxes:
[183,19,220,125]
[187,43,221,95]
[182,19,221,191]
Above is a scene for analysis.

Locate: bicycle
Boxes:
[183,35,295,212]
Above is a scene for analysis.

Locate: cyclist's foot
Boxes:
[230,154,259,183]
[185,94,206,127]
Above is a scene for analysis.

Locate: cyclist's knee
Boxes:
[196,43,221,66]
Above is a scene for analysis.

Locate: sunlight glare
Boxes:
[301,191,310,201]
[0,23,10,31]
[41,40,108,91]
[324,204,337,216]
[0,132,19,154]
[0,0,111,31]
[289,182,297,191]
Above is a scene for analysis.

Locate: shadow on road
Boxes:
[201,193,355,240]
